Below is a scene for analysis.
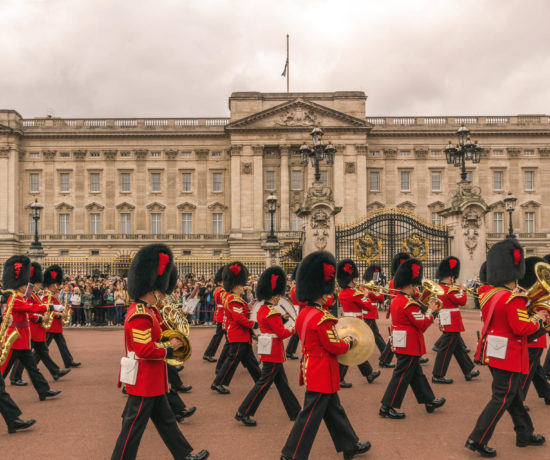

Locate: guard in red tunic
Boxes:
[281,251,370,460]
[362,264,388,362]
[517,257,550,405]
[380,259,445,419]
[1,256,61,402]
[466,239,546,457]
[9,263,69,385]
[236,266,300,426]
[41,265,80,369]
[286,266,305,360]
[337,259,380,388]
[543,253,550,377]
[211,262,260,394]
[203,265,226,363]
[432,256,479,384]
[111,244,208,460]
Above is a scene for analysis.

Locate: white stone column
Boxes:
[280,145,290,230]
[230,145,242,231]
[252,145,264,231]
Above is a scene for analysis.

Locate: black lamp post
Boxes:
[444,123,482,182]
[266,194,278,243]
[299,127,336,182]
[504,191,517,239]
[30,199,43,250]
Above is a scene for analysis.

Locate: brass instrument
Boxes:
[62,294,71,326]
[159,294,192,366]
[356,281,395,296]
[525,262,550,318]
[447,284,475,295]
[419,279,445,309]
[0,290,21,366]
[335,316,375,366]
[42,290,55,330]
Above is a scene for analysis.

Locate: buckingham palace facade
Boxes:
[1,91,550,260]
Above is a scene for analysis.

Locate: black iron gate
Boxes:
[335,208,450,280]
[280,232,304,275]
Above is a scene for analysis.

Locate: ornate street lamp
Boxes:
[299,127,336,182]
[29,198,44,250]
[504,191,517,239]
[444,123,482,182]
[266,194,278,243]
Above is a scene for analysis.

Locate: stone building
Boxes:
[1,91,550,261]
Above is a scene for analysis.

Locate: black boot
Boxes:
[39,390,62,401]
[419,357,429,364]
[426,397,446,413]
[517,434,545,447]
[203,356,217,363]
[53,369,71,381]
[211,383,230,394]
[465,369,480,381]
[379,362,395,368]
[286,354,298,360]
[340,381,352,388]
[8,418,36,434]
[465,438,496,457]
[175,384,192,393]
[343,441,371,460]
[69,362,81,368]
[379,405,405,419]
[432,376,453,384]
[367,370,381,383]
[10,379,27,386]
[175,406,196,422]
[235,411,257,426]
[184,450,209,460]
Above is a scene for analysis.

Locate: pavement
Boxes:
[2,310,550,459]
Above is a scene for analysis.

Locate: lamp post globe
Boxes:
[30,198,44,250]
[504,191,517,239]
[266,194,278,243]
[444,124,482,182]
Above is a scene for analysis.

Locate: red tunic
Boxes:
[339,287,373,319]
[479,288,539,374]
[6,292,47,350]
[225,293,254,344]
[29,292,48,342]
[213,286,226,324]
[390,293,434,356]
[296,305,350,393]
[257,303,294,363]
[438,284,467,332]
[42,292,64,334]
[289,285,307,310]
[122,302,170,397]
[364,291,384,320]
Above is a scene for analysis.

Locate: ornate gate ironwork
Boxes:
[280,232,304,275]
[335,208,450,280]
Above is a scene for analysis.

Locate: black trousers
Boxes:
[204,322,224,358]
[365,319,386,355]
[432,332,474,378]
[379,338,394,365]
[166,388,187,414]
[213,342,260,387]
[286,333,299,356]
[469,367,534,445]
[0,373,22,426]
[543,348,550,376]
[282,391,359,460]
[11,340,61,381]
[381,354,435,409]
[238,362,300,419]
[215,333,230,375]
[167,364,183,390]
[45,332,74,368]
[111,394,193,460]
[339,360,373,381]
[521,347,550,401]
[2,349,50,396]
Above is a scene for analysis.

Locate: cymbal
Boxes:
[335,316,375,366]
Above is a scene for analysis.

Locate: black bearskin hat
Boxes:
[518,256,544,290]
[43,265,64,288]
[296,250,336,303]
[436,256,461,280]
[479,262,487,284]
[30,262,43,285]
[486,238,525,286]
[391,252,411,277]
[394,259,423,289]
[2,255,31,290]
[363,264,383,282]
[166,265,179,295]
[256,266,287,301]
[336,259,359,288]
[214,265,226,285]
[128,244,174,300]
[222,262,249,292]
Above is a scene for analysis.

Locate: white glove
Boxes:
[53,304,65,312]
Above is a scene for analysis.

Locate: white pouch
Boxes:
[486,335,508,360]
[392,330,407,348]
[120,352,138,385]
[183,298,200,315]
[439,310,452,326]
[258,335,273,355]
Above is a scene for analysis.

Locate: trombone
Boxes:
[356,281,396,297]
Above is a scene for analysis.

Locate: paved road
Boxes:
[2,310,549,459]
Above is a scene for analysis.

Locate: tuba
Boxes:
[159,294,192,366]
[0,290,21,366]
[524,262,550,317]
[419,279,445,311]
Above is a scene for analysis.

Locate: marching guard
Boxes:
[336,259,380,388]
[203,265,226,363]
[362,265,388,363]
[466,239,546,457]
[431,256,479,384]
[111,244,208,460]
[211,262,260,394]
[235,266,300,426]
[380,258,445,419]
[281,251,370,460]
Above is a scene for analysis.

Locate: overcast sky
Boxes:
[2,0,549,118]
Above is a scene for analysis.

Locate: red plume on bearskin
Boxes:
[2,255,31,290]
[363,264,383,282]
[394,259,423,289]
[336,259,358,288]
[436,256,461,280]
[486,238,525,286]
[256,266,286,301]
[295,251,336,303]
[222,261,248,292]
[43,265,64,288]
[127,244,174,300]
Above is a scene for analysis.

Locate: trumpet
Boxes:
[0,290,21,366]
[356,281,394,296]
[446,284,476,295]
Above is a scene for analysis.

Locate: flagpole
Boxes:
[286,34,290,93]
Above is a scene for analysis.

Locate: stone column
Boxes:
[252,145,264,231]
[280,144,290,231]
[356,144,368,218]
[229,144,242,232]
[262,241,281,267]
[439,181,488,283]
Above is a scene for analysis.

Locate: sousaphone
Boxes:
[336,317,375,366]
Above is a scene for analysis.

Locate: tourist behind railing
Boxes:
[71,287,82,327]
[82,285,93,326]
[114,284,126,325]
[92,282,105,325]
[103,284,115,326]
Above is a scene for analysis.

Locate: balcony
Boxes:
[18,233,229,241]
[487,232,547,239]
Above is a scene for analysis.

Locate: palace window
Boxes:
[120,213,131,234]
[182,173,192,192]
[431,150,442,156]
[265,171,276,191]
[90,213,101,234]
[29,152,40,159]
[90,173,100,192]
[151,151,161,158]
[151,213,162,234]
[60,152,70,158]
[30,173,39,193]
[120,173,131,192]
[59,214,70,235]
[431,171,441,191]
[431,212,443,226]
[369,171,380,191]
[400,171,410,191]
[212,213,223,235]
[291,213,302,231]
[212,151,222,158]
[369,151,379,157]
[291,170,302,190]
[59,173,70,193]
[182,213,193,234]
[524,171,535,191]
[493,171,503,191]
[151,173,161,192]
[90,151,100,158]
[400,150,411,157]
[213,250,222,257]
[181,151,192,158]
[525,212,536,234]
[212,172,223,192]
[120,151,131,158]
[493,212,504,233]
[60,250,69,256]
[493,150,503,156]
[524,150,534,156]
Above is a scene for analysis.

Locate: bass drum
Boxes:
[248,297,298,332]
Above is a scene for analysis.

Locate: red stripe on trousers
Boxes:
[119,396,144,460]
[244,364,276,414]
[293,393,322,459]
[390,356,414,408]
[479,373,513,444]
[220,343,241,385]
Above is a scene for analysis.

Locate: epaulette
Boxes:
[446,286,460,294]
[479,287,508,309]
[505,292,529,305]
[128,303,153,321]
[232,295,247,306]
[317,308,338,325]
[404,299,422,309]
[352,288,364,297]
[266,305,282,318]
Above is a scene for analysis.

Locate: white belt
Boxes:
[259,333,277,338]
[216,304,223,310]
[443,308,460,312]
[342,312,362,318]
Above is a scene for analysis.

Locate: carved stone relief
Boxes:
[103,150,117,160]
[345,162,356,174]
[461,206,482,257]
[275,107,317,127]
[242,162,253,174]
[43,150,57,160]
[383,148,397,159]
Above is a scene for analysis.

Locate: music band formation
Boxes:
[2,238,550,459]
